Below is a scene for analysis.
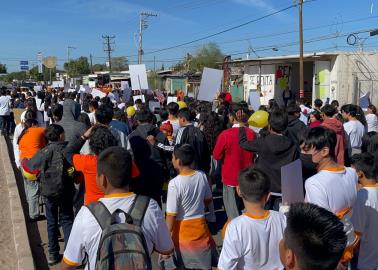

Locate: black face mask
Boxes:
[300,153,318,178]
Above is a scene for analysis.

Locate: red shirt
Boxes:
[213,127,255,186]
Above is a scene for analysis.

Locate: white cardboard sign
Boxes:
[197,67,223,102]
[281,159,304,205]
[129,64,149,90]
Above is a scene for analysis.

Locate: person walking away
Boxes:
[213,103,255,220]
[65,125,119,205]
[165,144,217,269]
[218,168,286,270]
[239,109,299,210]
[321,104,346,165]
[61,147,173,270]
[341,104,366,155]
[22,124,75,265]
[286,104,309,147]
[0,88,11,135]
[279,203,347,270]
[128,109,170,206]
[18,118,46,221]
[366,104,378,132]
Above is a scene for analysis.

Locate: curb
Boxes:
[0,137,34,270]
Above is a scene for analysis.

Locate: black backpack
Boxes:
[40,146,72,197]
[180,125,211,173]
[86,195,152,270]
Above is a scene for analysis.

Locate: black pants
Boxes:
[0,115,10,135]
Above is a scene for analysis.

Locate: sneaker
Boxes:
[48,253,62,266]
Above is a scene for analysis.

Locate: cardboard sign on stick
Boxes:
[129,64,149,90]
[249,91,261,111]
[197,67,223,101]
[167,96,178,104]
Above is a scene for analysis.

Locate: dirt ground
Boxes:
[0,149,18,270]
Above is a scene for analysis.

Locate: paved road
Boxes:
[7,137,226,269]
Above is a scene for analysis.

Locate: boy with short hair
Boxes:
[24,124,75,265]
[350,153,378,270]
[279,202,347,270]
[61,146,173,270]
[218,167,286,270]
[166,144,216,270]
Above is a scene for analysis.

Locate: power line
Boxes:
[127,4,298,58]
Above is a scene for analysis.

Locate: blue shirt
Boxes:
[110,120,130,136]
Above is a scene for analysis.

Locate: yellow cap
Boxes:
[177,101,187,110]
[126,106,136,117]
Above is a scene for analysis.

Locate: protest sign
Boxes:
[281,159,304,205]
[359,92,370,110]
[197,67,223,102]
[249,91,261,111]
[91,88,107,99]
[133,95,145,103]
[129,64,149,90]
[167,96,178,104]
[149,100,160,112]
[52,80,65,88]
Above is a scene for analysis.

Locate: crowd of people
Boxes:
[1,84,378,270]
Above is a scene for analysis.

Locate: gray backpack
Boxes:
[86,195,152,270]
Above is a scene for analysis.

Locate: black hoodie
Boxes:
[239,128,299,193]
[286,115,308,147]
[128,123,170,203]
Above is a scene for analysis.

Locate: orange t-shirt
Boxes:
[73,154,103,205]
[73,154,141,205]
[18,127,46,160]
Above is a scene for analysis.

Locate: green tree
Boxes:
[92,64,107,72]
[111,56,128,71]
[0,64,7,74]
[173,43,224,73]
[64,56,91,77]
[29,66,57,82]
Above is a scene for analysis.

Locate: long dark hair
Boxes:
[17,119,38,144]
[202,111,224,153]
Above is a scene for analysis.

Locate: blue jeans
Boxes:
[44,194,74,256]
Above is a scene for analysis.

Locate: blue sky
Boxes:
[1,0,378,71]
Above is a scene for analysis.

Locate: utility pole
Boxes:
[298,0,304,98]
[90,54,93,74]
[102,35,115,72]
[138,12,157,64]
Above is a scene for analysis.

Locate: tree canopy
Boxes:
[0,64,7,74]
[173,42,224,73]
[64,56,91,77]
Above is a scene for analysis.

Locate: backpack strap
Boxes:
[128,195,150,227]
[86,201,112,230]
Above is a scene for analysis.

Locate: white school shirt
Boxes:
[166,171,212,220]
[366,113,378,132]
[305,167,358,214]
[350,185,378,270]
[343,120,365,149]
[218,211,286,270]
[63,193,173,270]
[88,111,96,125]
[13,123,24,167]
[0,95,10,116]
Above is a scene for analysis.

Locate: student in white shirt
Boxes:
[162,102,180,138]
[350,153,378,270]
[218,167,286,270]
[365,104,378,132]
[61,147,173,270]
[87,100,98,126]
[0,88,11,135]
[341,104,366,151]
[302,126,358,214]
[279,203,347,270]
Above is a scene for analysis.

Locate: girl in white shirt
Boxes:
[366,104,378,132]
[341,104,366,151]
